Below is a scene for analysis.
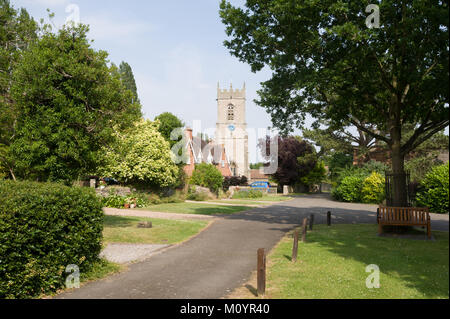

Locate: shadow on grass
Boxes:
[305,225,449,298]
[144,204,252,216]
[104,215,142,228]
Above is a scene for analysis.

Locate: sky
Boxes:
[12,0,309,163]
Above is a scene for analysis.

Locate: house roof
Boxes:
[250,169,270,180]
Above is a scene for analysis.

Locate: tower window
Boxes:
[227,104,234,121]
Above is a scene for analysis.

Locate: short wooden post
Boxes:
[309,214,314,230]
[327,211,331,226]
[302,218,308,242]
[292,230,299,262]
[257,248,266,296]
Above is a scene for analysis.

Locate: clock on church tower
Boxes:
[215,83,249,178]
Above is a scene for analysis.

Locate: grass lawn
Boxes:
[103,215,209,244]
[231,224,449,299]
[138,202,251,215]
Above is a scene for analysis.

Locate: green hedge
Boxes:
[232,189,264,199]
[0,181,104,298]
[189,163,223,193]
[332,175,365,202]
[416,163,449,214]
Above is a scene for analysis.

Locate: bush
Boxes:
[0,181,104,298]
[332,175,365,202]
[416,163,449,214]
[186,192,208,201]
[300,161,327,191]
[361,172,385,204]
[189,163,223,193]
[223,176,248,191]
[332,161,389,203]
[232,189,263,199]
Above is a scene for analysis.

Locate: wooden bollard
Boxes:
[292,230,299,262]
[257,248,266,296]
[327,211,331,226]
[309,214,315,230]
[302,218,308,242]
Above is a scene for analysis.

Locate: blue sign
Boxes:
[228,125,236,132]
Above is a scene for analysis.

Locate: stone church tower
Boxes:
[215,83,250,178]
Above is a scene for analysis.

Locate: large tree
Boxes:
[259,136,317,188]
[0,0,37,179]
[220,0,449,206]
[119,61,139,104]
[154,112,185,148]
[302,122,377,161]
[10,24,142,183]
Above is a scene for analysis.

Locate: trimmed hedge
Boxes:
[232,189,264,199]
[0,181,104,298]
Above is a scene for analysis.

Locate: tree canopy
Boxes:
[220,0,449,205]
[0,0,38,179]
[99,120,179,188]
[154,112,185,148]
[259,136,317,187]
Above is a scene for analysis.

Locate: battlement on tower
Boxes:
[217,83,246,100]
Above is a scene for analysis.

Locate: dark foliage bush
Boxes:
[223,176,248,191]
[0,181,104,298]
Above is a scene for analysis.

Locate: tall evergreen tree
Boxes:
[10,24,142,183]
[119,61,139,104]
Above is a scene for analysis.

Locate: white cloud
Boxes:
[82,15,156,41]
[22,0,69,7]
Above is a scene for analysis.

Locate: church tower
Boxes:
[215,83,249,178]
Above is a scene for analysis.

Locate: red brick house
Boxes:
[183,128,232,178]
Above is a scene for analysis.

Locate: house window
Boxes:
[227,104,234,121]
[221,160,225,168]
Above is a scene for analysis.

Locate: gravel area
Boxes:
[185,200,262,207]
[100,243,170,264]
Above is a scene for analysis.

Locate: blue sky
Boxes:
[12,0,307,163]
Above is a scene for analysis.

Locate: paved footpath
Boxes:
[57,194,448,299]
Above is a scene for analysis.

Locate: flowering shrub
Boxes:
[361,172,385,204]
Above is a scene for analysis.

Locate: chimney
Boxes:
[185,128,193,140]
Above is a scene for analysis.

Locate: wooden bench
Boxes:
[377,206,431,239]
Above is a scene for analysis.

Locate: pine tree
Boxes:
[119,61,139,104]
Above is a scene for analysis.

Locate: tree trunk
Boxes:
[389,99,408,207]
[9,167,16,181]
[390,146,407,207]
